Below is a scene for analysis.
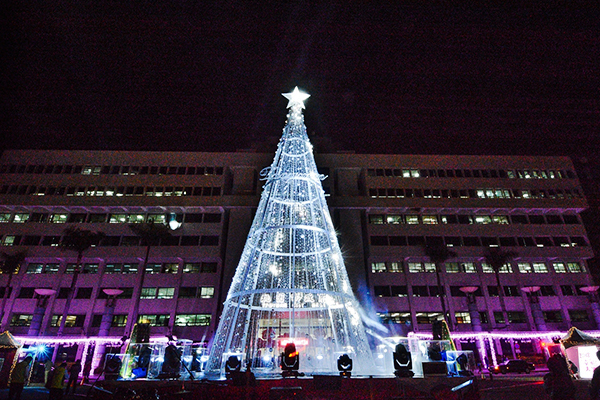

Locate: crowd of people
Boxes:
[8,357,83,400]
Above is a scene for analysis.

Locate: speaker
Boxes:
[422,362,448,376]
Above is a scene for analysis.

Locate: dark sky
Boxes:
[2,2,599,157]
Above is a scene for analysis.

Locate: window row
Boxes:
[371,260,585,274]
[0,212,222,224]
[14,285,215,299]
[367,168,576,180]
[0,234,220,247]
[369,235,588,248]
[377,309,588,325]
[9,313,212,328]
[373,284,588,298]
[368,187,583,200]
[0,185,222,197]
[19,261,218,275]
[368,213,579,225]
[0,164,224,176]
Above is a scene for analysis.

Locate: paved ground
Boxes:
[0,376,593,400]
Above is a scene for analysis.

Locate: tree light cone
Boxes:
[206,89,374,376]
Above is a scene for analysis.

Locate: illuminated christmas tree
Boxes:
[206,88,373,376]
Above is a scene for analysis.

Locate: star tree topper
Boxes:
[282,87,310,109]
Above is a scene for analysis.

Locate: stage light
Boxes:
[225,355,241,377]
[337,354,353,377]
[281,343,299,377]
[393,343,414,378]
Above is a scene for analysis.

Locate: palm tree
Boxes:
[128,221,173,334]
[423,243,456,329]
[58,227,105,335]
[0,250,27,330]
[484,247,517,328]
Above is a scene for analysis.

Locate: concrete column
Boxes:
[529,297,548,331]
[590,301,600,329]
[467,295,482,332]
[28,304,47,336]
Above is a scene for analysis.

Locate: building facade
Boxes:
[0,149,596,367]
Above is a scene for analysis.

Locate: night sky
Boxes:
[2,2,599,157]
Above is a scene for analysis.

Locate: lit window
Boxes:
[138,314,170,327]
[454,312,471,324]
[200,287,214,299]
[474,216,492,224]
[532,263,548,273]
[518,263,532,273]
[422,215,438,224]
[481,263,493,273]
[0,214,10,223]
[424,263,436,273]
[145,264,162,274]
[408,263,424,273]
[10,314,33,327]
[553,262,567,273]
[388,262,402,273]
[498,263,513,273]
[445,262,460,273]
[129,214,145,223]
[183,263,201,273]
[461,263,477,273]
[13,213,30,223]
[405,215,419,224]
[402,169,411,178]
[492,215,509,224]
[174,314,211,327]
[51,315,84,328]
[369,215,384,224]
[371,262,386,273]
[112,315,128,327]
[162,263,179,274]
[157,288,175,299]
[567,262,584,273]
[476,190,485,198]
[140,288,157,299]
[26,263,44,274]
[109,214,128,223]
[49,213,68,223]
[386,215,402,224]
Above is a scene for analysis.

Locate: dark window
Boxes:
[370,236,388,246]
[407,236,425,246]
[57,288,70,299]
[161,236,180,246]
[374,286,391,297]
[18,287,35,298]
[388,236,407,246]
[200,236,219,246]
[561,285,575,296]
[91,314,103,327]
[68,213,87,223]
[22,236,41,246]
[412,286,429,297]
[543,311,563,323]
[540,286,556,296]
[488,286,499,297]
[179,287,197,298]
[390,286,408,297]
[563,215,579,224]
[184,214,204,223]
[511,215,528,224]
[201,262,218,273]
[546,215,563,224]
[445,237,462,247]
[180,236,200,246]
[503,286,520,297]
[529,215,545,224]
[508,312,527,324]
[499,237,517,246]
[203,213,222,223]
[463,237,480,246]
[76,288,93,299]
[571,237,588,246]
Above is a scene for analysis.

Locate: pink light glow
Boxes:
[279,338,309,347]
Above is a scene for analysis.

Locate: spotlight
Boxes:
[225,355,242,378]
[337,354,353,377]
[393,343,414,378]
[281,343,299,377]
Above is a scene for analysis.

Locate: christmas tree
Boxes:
[206,88,373,376]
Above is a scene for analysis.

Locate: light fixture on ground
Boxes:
[337,354,353,377]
